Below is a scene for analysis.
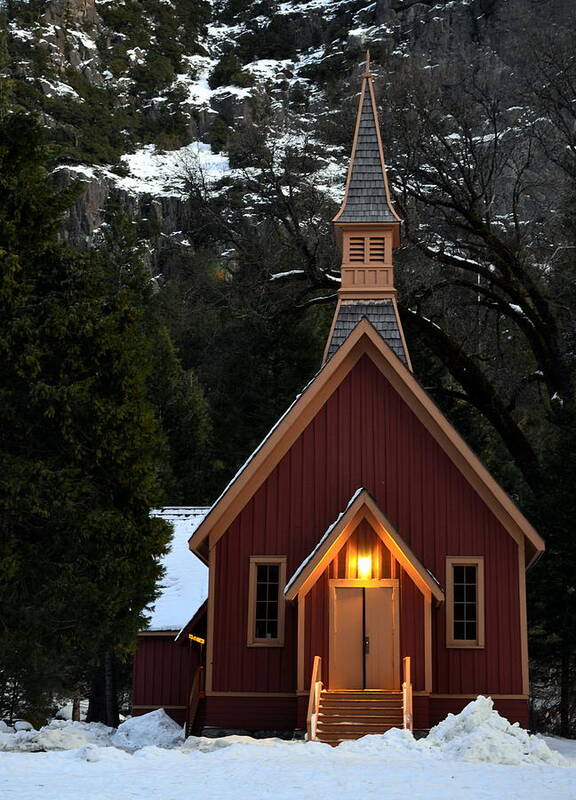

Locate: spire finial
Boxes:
[364,50,371,77]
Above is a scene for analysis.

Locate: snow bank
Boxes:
[112,709,184,751]
[340,697,571,767]
[0,720,114,752]
[0,697,573,771]
[182,735,300,753]
[71,744,133,763]
[0,710,184,753]
[426,696,567,766]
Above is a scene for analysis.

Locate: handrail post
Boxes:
[306,656,322,741]
[187,665,204,737]
[402,656,413,732]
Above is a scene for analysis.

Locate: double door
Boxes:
[329,580,399,689]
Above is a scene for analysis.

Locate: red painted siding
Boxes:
[413,695,430,730]
[212,354,523,700]
[399,568,426,691]
[132,635,201,724]
[304,572,330,688]
[205,697,297,731]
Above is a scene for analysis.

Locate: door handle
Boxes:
[364,636,370,654]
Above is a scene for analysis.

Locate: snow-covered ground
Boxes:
[1,700,575,799]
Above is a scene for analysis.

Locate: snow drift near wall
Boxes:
[1,697,574,768]
[339,696,570,767]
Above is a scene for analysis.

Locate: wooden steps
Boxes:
[315,689,403,745]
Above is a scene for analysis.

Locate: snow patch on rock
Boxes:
[115,142,229,197]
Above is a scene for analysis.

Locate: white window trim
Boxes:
[446,556,485,649]
[247,556,287,648]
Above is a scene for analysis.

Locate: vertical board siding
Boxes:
[205,697,297,731]
[132,636,200,721]
[213,354,523,697]
[304,574,330,689]
[399,568,426,691]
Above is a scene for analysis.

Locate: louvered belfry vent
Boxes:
[349,237,366,262]
[369,237,385,262]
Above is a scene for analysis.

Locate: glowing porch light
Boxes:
[358,555,372,579]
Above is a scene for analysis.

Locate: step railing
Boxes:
[402,656,413,731]
[186,665,204,737]
[306,656,323,741]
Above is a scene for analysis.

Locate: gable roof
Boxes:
[285,488,444,603]
[146,507,209,631]
[333,56,401,225]
[189,319,544,566]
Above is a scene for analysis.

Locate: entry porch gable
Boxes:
[285,488,444,604]
[286,489,444,694]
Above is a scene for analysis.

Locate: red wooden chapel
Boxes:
[134,58,545,742]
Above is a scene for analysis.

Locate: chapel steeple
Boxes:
[324,54,411,369]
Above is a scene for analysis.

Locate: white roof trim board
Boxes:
[285,488,445,603]
[284,488,365,596]
[189,372,319,553]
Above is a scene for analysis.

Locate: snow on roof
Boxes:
[145,507,209,632]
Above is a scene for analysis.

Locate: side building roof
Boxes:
[145,507,209,632]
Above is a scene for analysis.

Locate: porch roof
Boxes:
[284,489,445,603]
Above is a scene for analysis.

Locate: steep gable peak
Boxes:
[188,318,544,567]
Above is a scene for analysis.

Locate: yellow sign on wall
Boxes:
[189,634,205,645]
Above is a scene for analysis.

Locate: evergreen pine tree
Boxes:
[100,202,213,506]
[0,113,172,724]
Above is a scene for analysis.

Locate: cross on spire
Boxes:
[363,49,372,77]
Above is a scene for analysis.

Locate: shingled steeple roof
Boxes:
[325,56,409,369]
[333,53,400,225]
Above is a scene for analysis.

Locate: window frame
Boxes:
[446,556,485,649]
[247,556,287,648]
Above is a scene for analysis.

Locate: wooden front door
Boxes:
[329,580,399,689]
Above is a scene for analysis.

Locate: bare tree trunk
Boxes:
[86,652,119,727]
[104,650,118,728]
[560,641,571,738]
[72,694,81,722]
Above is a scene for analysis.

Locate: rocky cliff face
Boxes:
[4,0,570,272]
